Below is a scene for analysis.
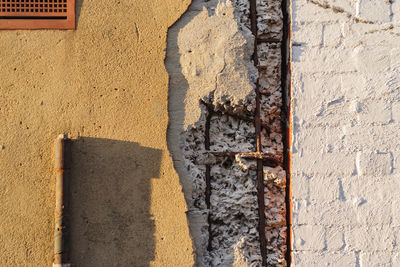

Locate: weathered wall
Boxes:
[167,0,287,265]
[0,1,194,266]
[291,0,400,265]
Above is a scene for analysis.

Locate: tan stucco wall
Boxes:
[0,0,194,266]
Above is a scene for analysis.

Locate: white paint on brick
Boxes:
[360,252,393,267]
[293,225,325,251]
[358,0,391,22]
[291,0,400,263]
[292,251,357,266]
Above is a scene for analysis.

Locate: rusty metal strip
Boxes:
[280,0,292,263]
[204,105,213,252]
[54,134,72,267]
[250,0,268,265]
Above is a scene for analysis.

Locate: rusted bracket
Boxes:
[54,134,72,267]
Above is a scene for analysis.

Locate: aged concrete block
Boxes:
[341,175,399,202]
[393,0,400,23]
[306,176,340,202]
[293,0,347,23]
[340,73,369,99]
[325,226,344,250]
[354,45,391,74]
[323,24,342,47]
[345,225,395,251]
[356,100,392,125]
[291,152,356,176]
[291,173,310,200]
[357,151,393,176]
[293,225,325,251]
[292,23,323,46]
[344,125,400,152]
[292,252,357,266]
[292,47,357,73]
[293,125,345,154]
[293,200,357,225]
[392,101,400,123]
[358,0,391,22]
[355,199,392,225]
[360,252,392,267]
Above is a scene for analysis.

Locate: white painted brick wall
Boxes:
[291,0,400,265]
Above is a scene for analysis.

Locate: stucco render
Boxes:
[0,1,194,266]
[291,0,400,265]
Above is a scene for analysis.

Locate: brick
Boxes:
[392,101,400,123]
[325,226,344,250]
[357,151,393,176]
[292,23,323,46]
[292,47,357,73]
[294,100,357,127]
[393,0,400,23]
[293,0,347,23]
[360,252,392,266]
[392,253,400,265]
[345,225,395,251]
[341,175,400,201]
[308,176,340,201]
[292,152,356,176]
[358,0,391,22]
[293,252,356,266]
[355,199,392,225]
[291,173,310,199]
[293,225,325,251]
[340,73,369,99]
[356,100,391,125]
[394,152,400,174]
[323,24,342,47]
[293,200,357,226]
[293,126,345,154]
[354,45,391,74]
[391,202,400,227]
[343,125,400,152]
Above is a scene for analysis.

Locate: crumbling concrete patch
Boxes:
[166,0,286,265]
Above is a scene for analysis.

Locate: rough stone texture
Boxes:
[167,0,286,265]
[291,0,400,264]
[0,1,194,266]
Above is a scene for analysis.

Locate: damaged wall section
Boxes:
[166,0,287,265]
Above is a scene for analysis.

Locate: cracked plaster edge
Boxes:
[166,0,258,265]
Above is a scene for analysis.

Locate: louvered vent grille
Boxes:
[0,0,75,29]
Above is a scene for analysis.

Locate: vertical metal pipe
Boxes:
[53,134,72,267]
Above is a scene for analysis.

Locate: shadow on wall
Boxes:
[68,137,162,267]
[75,0,84,27]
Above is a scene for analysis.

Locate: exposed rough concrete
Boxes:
[167,0,286,265]
[291,0,400,264]
[172,1,257,130]
[0,1,194,266]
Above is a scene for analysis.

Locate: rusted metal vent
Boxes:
[0,0,75,29]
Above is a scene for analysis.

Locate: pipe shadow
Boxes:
[69,137,162,267]
[75,0,84,28]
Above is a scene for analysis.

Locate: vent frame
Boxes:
[0,0,75,30]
